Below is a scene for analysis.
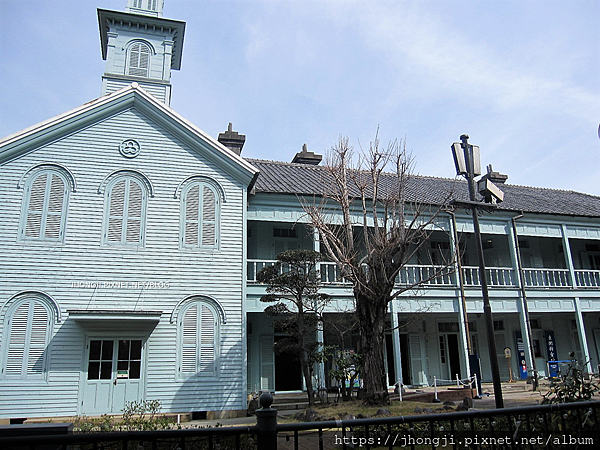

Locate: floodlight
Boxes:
[451,143,467,175]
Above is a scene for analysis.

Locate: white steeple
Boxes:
[98,1,185,105]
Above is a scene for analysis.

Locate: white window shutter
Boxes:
[44,174,65,239]
[108,179,126,242]
[181,305,198,375]
[199,305,215,375]
[184,185,200,246]
[201,186,216,247]
[5,303,29,377]
[4,300,49,379]
[126,181,143,244]
[27,302,49,375]
[25,174,48,238]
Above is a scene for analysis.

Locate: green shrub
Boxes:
[542,356,600,404]
[73,399,179,433]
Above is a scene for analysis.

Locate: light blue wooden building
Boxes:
[1,0,600,422]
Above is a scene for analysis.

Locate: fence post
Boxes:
[433,376,440,403]
[255,392,277,450]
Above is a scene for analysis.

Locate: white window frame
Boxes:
[177,300,221,379]
[0,296,53,381]
[102,175,148,247]
[180,180,221,250]
[19,169,70,242]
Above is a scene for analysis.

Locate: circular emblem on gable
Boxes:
[119,139,141,158]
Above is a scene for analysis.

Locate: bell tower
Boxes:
[98,0,185,105]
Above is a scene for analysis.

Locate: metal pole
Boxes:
[460,134,504,409]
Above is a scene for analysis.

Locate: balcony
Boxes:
[247,260,590,290]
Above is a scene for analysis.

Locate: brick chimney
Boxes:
[218,123,246,156]
[292,143,322,165]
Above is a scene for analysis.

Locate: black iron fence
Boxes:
[2,394,600,450]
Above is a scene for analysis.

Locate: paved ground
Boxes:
[186,381,547,429]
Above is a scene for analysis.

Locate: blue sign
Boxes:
[514,331,528,380]
[545,331,559,378]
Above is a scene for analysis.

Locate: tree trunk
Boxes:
[300,351,315,406]
[356,292,390,405]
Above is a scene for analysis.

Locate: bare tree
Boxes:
[302,133,452,405]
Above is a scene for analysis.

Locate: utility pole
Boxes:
[451,134,504,409]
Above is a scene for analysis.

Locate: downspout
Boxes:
[511,212,538,390]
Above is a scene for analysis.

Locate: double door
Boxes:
[82,338,145,414]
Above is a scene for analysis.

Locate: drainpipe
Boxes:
[511,212,538,390]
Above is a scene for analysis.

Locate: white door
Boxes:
[259,336,275,392]
[409,334,427,386]
[82,338,144,414]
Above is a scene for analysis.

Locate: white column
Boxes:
[449,213,471,377]
[573,297,593,374]
[162,39,174,81]
[561,225,592,373]
[561,224,577,288]
[507,220,535,374]
[106,32,119,74]
[390,299,403,400]
[316,321,326,389]
[313,227,326,389]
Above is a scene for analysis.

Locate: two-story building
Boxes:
[1,0,599,422]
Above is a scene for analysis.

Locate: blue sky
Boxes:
[1,0,599,195]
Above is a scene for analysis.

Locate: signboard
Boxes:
[117,370,129,379]
[515,331,528,380]
[545,331,559,378]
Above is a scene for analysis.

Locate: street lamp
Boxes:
[451,134,505,409]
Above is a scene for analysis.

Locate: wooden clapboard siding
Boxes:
[0,107,247,418]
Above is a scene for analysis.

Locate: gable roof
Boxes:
[0,84,259,189]
[247,158,600,218]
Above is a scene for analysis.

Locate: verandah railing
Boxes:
[247,260,585,289]
[575,269,600,287]
[2,397,600,450]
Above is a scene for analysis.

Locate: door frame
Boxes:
[78,333,149,415]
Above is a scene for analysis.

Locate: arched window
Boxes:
[19,169,69,242]
[181,181,221,249]
[103,176,148,246]
[1,295,53,380]
[178,300,220,378]
[128,42,151,77]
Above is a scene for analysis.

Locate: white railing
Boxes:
[397,265,455,286]
[248,260,454,286]
[575,270,600,288]
[462,267,516,287]
[248,260,579,290]
[319,261,351,284]
[247,259,277,283]
[522,268,571,287]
